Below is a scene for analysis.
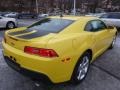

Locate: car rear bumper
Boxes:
[2,41,75,83]
[4,56,52,83]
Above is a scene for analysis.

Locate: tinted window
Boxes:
[85,23,93,31]
[101,13,120,19]
[91,20,106,32]
[28,18,74,33]
[109,13,120,19]
[100,14,109,18]
[85,20,107,32]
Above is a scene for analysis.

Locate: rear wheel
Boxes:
[71,52,91,84]
[6,22,15,29]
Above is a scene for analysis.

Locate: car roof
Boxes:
[49,15,98,21]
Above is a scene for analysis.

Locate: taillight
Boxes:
[24,46,58,58]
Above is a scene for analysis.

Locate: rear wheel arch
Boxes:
[71,49,93,84]
[85,49,93,61]
[77,49,93,62]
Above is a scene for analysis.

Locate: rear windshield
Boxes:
[9,18,74,39]
[28,18,74,33]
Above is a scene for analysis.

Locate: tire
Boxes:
[6,22,15,29]
[71,52,91,84]
[109,35,117,49]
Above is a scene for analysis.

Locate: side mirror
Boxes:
[107,26,114,29]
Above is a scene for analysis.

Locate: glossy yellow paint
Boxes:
[2,16,117,83]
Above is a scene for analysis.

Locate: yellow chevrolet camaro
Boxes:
[2,16,117,84]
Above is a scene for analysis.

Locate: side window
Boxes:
[100,14,109,18]
[98,21,107,29]
[91,21,98,30]
[100,13,120,19]
[108,14,117,19]
[112,14,120,19]
[85,20,107,32]
[118,14,120,19]
[91,20,107,32]
[85,23,93,31]
[104,13,120,19]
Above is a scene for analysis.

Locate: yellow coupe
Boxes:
[2,16,117,84]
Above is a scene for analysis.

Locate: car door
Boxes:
[86,20,111,57]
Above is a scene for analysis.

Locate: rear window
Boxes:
[28,18,74,33]
[9,18,75,39]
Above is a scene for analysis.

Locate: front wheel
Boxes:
[71,52,90,84]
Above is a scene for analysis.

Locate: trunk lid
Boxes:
[5,28,56,51]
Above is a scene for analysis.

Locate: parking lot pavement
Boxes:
[0,19,120,90]
[0,29,5,41]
